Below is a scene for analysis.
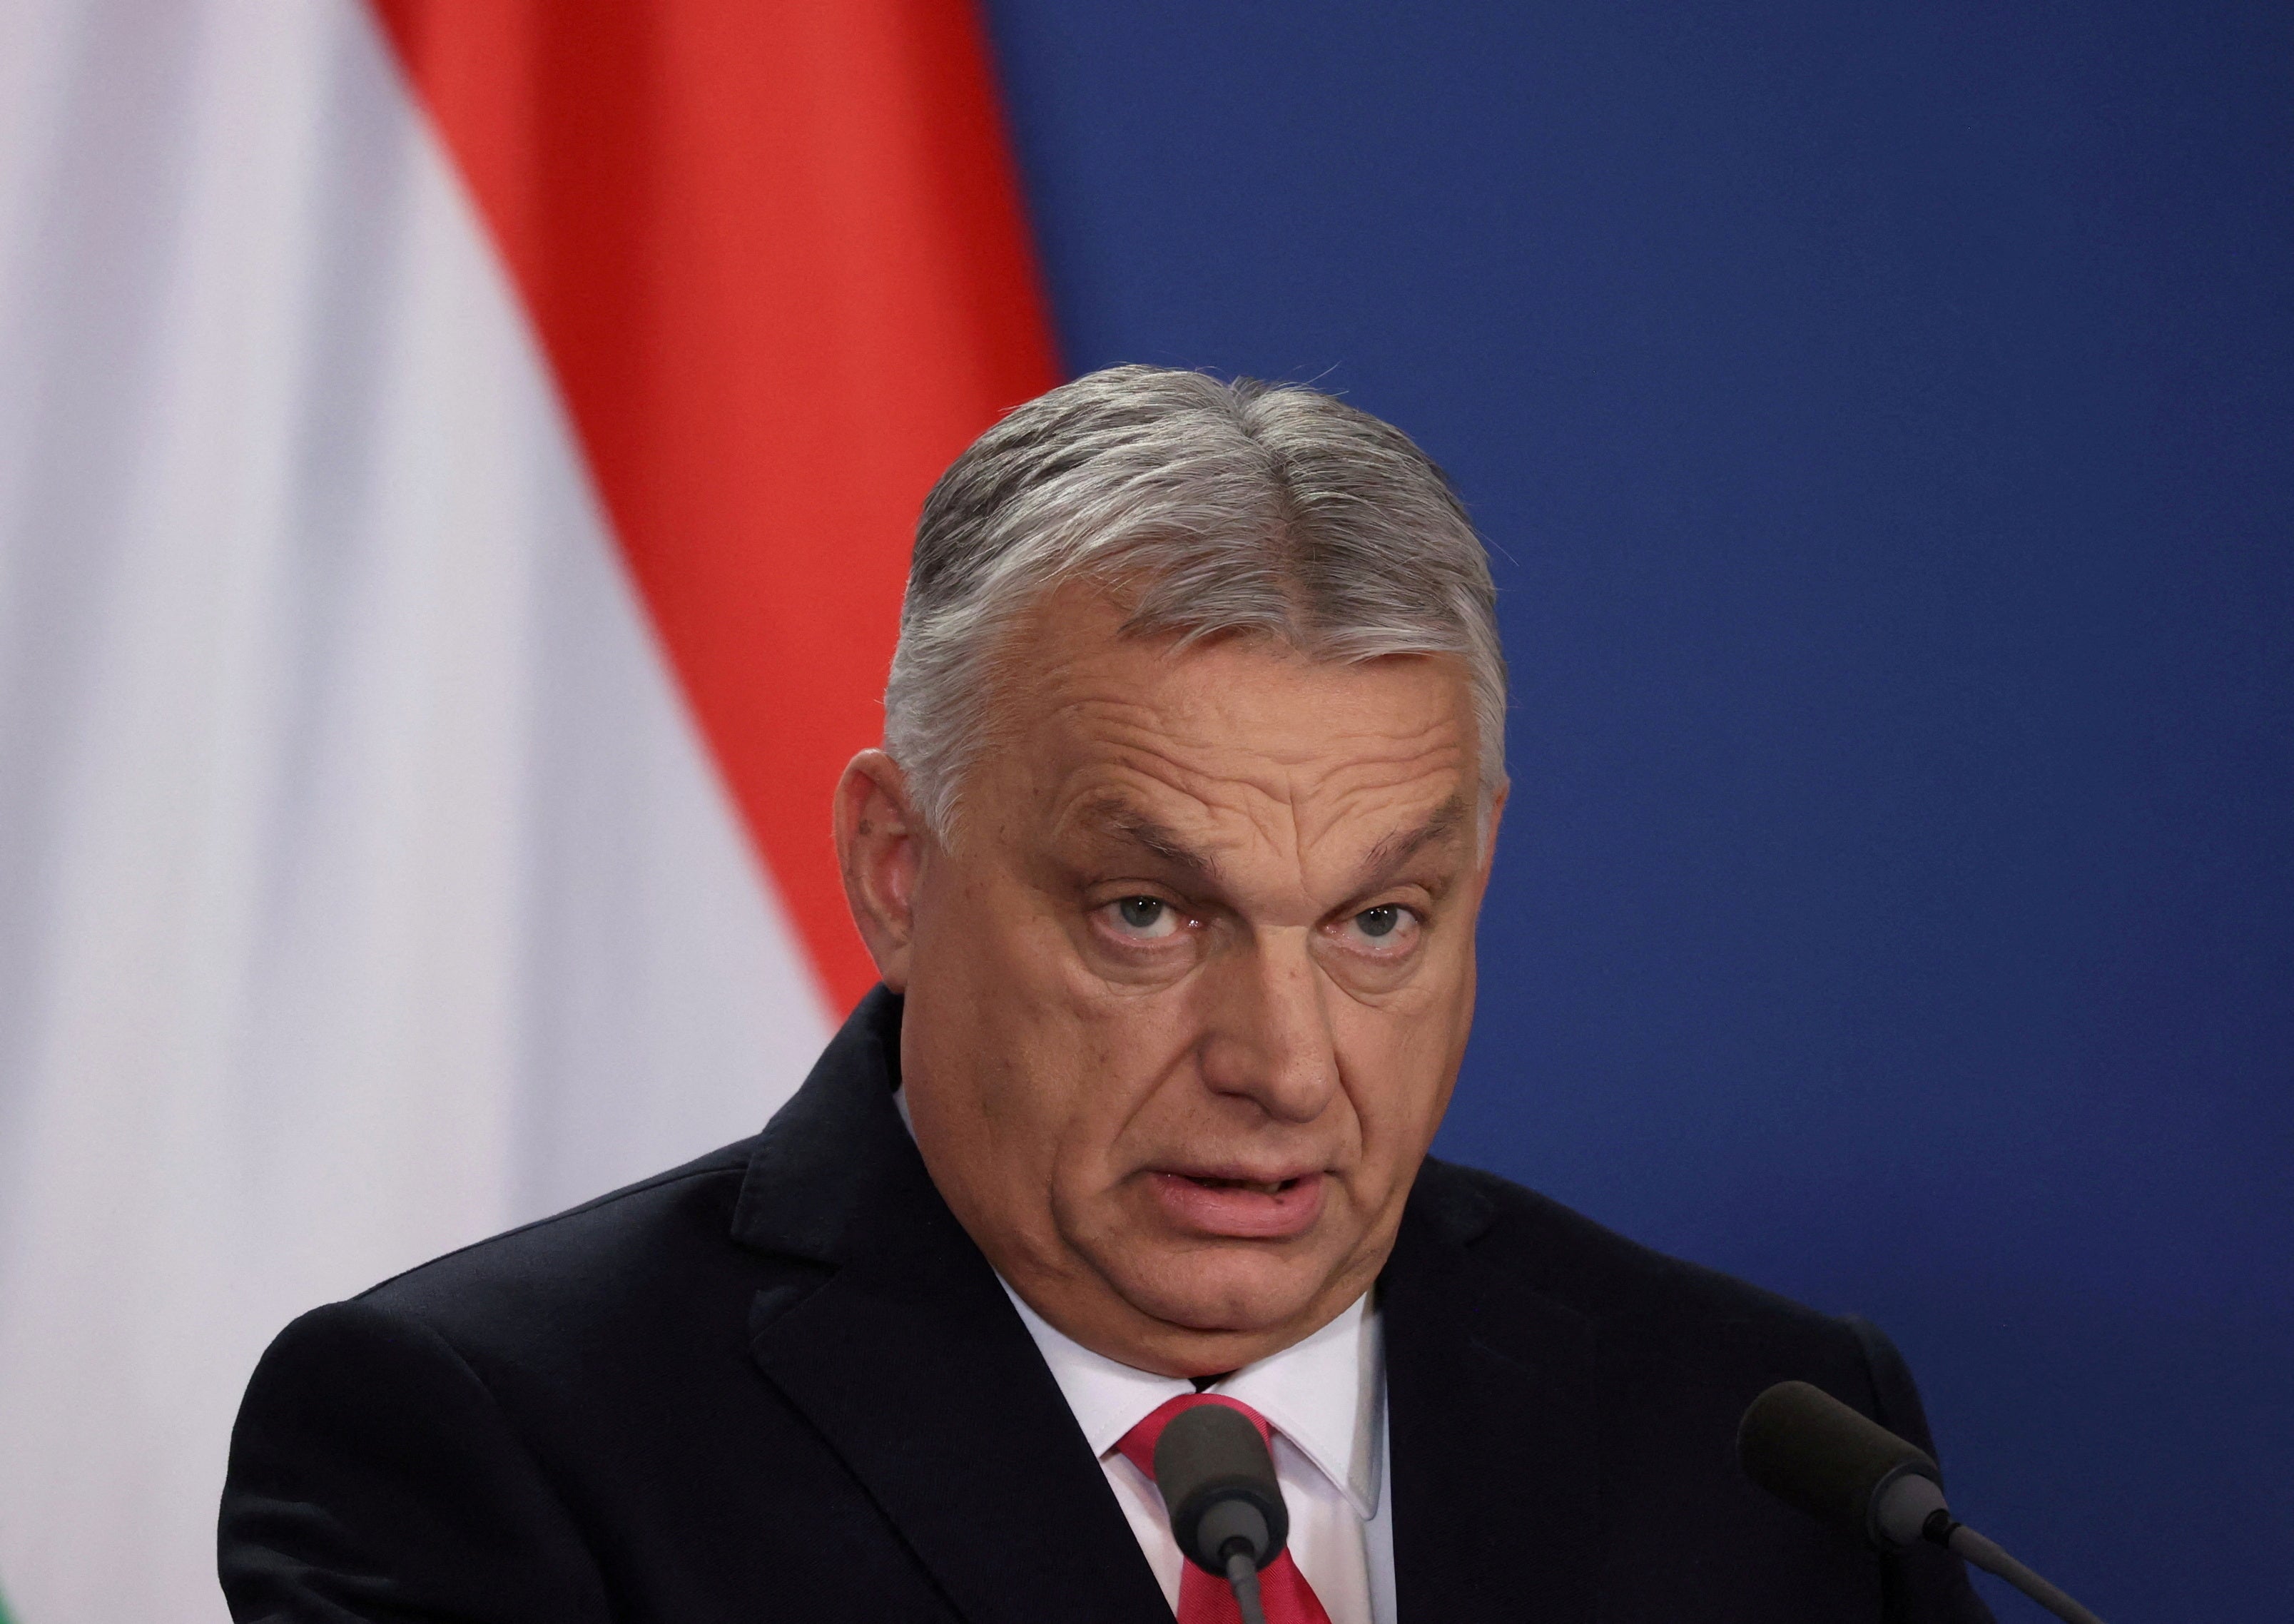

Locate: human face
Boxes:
[833,588,1503,1376]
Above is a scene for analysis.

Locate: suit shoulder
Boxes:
[1416,1157,1854,1361]
[350,1137,763,1353]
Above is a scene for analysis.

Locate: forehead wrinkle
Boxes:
[1067,725,1467,861]
[1254,737,1473,873]
[1031,664,1477,898]
[1057,680,1462,776]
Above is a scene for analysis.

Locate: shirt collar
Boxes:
[1000,1274,1385,1518]
[894,1085,1384,1516]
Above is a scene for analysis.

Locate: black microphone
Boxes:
[1152,1403,1290,1624]
[1738,1380,2108,1624]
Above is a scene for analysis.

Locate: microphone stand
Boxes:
[1921,1513,2106,1624]
[1222,1546,1270,1624]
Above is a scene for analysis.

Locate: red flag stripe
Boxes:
[370,0,1061,1010]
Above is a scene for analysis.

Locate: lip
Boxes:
[1146,1168,1327,1240]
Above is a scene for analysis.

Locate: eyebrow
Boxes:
[1350,793,1471,893]
[1077,799,1224,883]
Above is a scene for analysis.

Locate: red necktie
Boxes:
[1115,1394,1334,1624]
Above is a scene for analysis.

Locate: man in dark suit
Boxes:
[222,367,1991,1622]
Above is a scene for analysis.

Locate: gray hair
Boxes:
[883,365,1506,834]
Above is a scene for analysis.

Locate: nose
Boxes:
[1196,928,1340,1124]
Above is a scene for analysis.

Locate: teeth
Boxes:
[1189,1176,1291,1194]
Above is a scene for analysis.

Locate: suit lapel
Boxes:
[1382,1161,1603,1624]
[730,990,1171,1624]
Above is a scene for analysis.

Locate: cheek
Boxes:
[908,871,1092,1073]
[1030,990,1214,1193]
[955,977,1194,1157]
[1068,985,1201,1108]
[1334,990,1470,1155]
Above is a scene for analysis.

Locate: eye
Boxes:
[1336,903,1421,955]
[1102,895,1182,940]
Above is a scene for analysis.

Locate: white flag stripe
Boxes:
[0,4,833,1620]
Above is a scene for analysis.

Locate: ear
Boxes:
[833,749,925,993]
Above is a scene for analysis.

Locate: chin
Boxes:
[1112,1246,1334,1339]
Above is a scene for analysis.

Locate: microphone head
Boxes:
[1152,1403,1290,1575]
[1737,1380,1948,1551]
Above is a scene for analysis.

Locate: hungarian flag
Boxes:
[0,3,1057,1620]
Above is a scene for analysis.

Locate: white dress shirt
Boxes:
[891,1085,1395,1620]
[1000,1284,1395,1624]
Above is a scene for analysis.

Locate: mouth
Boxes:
[1179,1174,1300,1196]
[1147,1168,1326,1240]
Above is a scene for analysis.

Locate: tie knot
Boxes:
[1114,1392,1273,1479]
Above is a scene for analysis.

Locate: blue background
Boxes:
[981,3,2293,1615]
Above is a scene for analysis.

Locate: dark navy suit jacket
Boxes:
[220,987,1993,1622]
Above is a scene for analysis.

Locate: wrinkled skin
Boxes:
[834,586,1503,1376]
